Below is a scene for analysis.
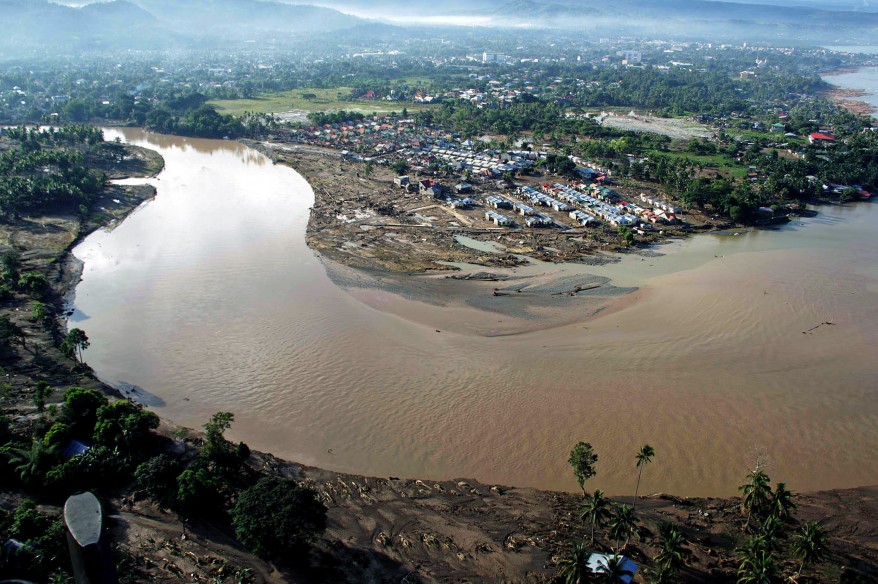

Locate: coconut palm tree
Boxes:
[608,504,637,549]
[770,482,796,522]
[580,490,613,545]
[7,438,54,487]
[597,554,634,584]
[758,515,785,555]
[739,469,772,531]
[737,549,778,584]
[653,522,689,576]
[792,522,827,580]
[633,444,655,511]
[558,541,594,584]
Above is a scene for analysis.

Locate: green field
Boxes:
[209,87,437,117]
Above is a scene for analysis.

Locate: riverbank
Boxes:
[820,67,878,117]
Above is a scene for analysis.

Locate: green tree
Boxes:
[62,387,108,435]
[596,555,635,584]
[736,549,778,584]
[608,504,637,549]
[633,444,655,511]
[93,400,159,450]
[363,160,374,178]
[135,454,181,507]
[231,476,327,559]
[61,328,90,363]
[33,381,52,412]
[769,482,796,522]
[740,468,772,531]
[580,489,612,545]
[30,301,50,326]
[569,441,599,496]
[7,439,55,487]
[653,522,689,577]
[792,522,827,580]
[390,159,409,175]
[17,271,47,298]
[558,541,594,584]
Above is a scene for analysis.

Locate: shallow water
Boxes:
[823,63,878,118]
[70,128,878,497]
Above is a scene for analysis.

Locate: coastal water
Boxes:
[822,48,878,118]
[70,128,878,497]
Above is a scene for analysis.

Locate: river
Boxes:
[69,128,878,497]
[822,46,878,117]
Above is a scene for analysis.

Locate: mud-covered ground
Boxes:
[246,141,720,274]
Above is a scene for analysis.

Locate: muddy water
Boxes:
[70,128,878,497]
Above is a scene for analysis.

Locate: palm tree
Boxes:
[7,439,53,487]
[597,555,634,584]
[558,541,594,584]
[758,515,785,555]
[739,469,772,531]
[608,504,637,549]
[654,522,689,576]
[770,482,796,522]
[737,549,777,584]
[580,490,613,545]
[633,444,655,511]
[792,522,827,580]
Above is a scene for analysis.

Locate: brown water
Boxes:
[70,128,878,497]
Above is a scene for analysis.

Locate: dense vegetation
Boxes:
[0,126,109,219]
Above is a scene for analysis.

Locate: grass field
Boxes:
[209,87,438,117]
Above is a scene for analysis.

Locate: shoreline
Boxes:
[820,66,878,117]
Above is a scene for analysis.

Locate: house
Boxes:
[770,123,785,133]
[454,183,474,194]
[485,211,513,226]
[394,175,410,188]
[586,554,638,584]
[419,179,443,198]
[808,132,836,145]
[448,197,475,209]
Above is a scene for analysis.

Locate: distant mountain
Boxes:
[0,0,376,58]
[131,0,367,37]
[319,0,878,42]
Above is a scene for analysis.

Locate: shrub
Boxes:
[135,454,181,507]
[230,476,327,560]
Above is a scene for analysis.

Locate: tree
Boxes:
[569,441,599,496]
[62,387,108,435]
[608,504,637,549]
[0,314,26,349]
[596,555,635,584]
[390,159,409,175]
[792,522,827,580]
[769,482,796,522]
[32,381,52,412]
[7,439,55,487]
[558,541,594,584]
[736,549,778,584]
[231,476,327,559]
[93,400,159,450]
[17,272,47,298]
[580,490,612,545]
[740,468,772,531]
[135,454,181,507]
[653,522,689,577]
[633,444,655,511]
[61,328,90,363]
[363,160,374,178]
